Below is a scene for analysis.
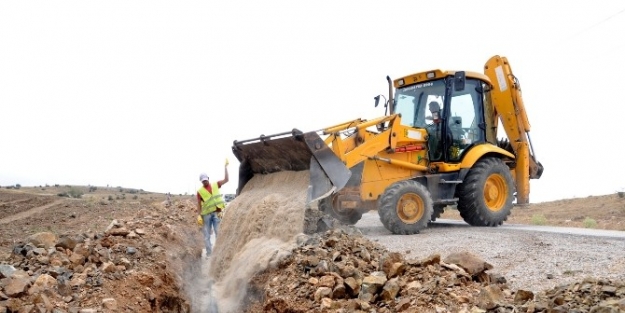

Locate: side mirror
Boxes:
[454,71,466,92]
[374,95,380,107]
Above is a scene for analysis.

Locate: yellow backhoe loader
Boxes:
[231,55,544,235]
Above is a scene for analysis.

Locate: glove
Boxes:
[196,215,204,226]
[225,158,229,167]
[217,212,224,219]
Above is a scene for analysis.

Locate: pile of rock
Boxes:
[530,278,625,312]
[246,228,625,313]
[0,201,201,313]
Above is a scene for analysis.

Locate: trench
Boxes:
[168,170,328,313]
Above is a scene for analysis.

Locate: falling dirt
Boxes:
[190,170,314,313]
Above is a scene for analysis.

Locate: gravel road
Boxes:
[355,212,625,293]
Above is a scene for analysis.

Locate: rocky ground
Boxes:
[1,188,625,313]
[246,228,625,313]
[0,196,203,313]
[0,193,53,220]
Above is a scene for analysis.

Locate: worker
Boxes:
[428,101,442,124]
[426,101,443,160]
[196,158,229,258]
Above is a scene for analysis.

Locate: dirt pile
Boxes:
[0,200,202,313]
[245,228,625,313]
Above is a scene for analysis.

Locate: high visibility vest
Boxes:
[198,182,225,215]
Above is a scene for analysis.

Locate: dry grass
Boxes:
[440,193,625,231]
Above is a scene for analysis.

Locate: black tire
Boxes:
[429,205,446,222]
[456,157,514,226]
[497,138,514,154]
[318,197,363,225]
[378,180,434,235]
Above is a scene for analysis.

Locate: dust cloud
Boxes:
[191,170,311,313]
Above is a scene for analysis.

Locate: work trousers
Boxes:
[201,212,220,255]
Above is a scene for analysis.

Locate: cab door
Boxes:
[442,77,486,163]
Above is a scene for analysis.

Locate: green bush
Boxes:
[583,217,597,228]
[531,214,547,225]
[108,195,114,201]
[67,188,84,198]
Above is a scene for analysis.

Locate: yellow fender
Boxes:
[460,144,515,169]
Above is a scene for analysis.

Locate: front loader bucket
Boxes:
[231,129,352,203]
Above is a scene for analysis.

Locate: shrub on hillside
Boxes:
[68,188,84,198]
[531,214,547,225]
[583,217,597,228]
[57,188,84,198]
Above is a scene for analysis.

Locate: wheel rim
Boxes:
[396,192,424,224]
[333,207,354,219]
[483,173,508,211]
[330,197,356,218]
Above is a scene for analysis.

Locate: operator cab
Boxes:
[392,71,489,164]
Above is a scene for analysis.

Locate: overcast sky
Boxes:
[1,1,624,203]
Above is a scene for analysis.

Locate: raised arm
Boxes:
[218,158,229,186]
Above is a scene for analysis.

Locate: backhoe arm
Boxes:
[484,56,543,205]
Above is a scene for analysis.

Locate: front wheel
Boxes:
[456,157,515,226]
[318,197,363,225]
[378,180,433,235]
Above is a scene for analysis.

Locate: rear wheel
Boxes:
[456,157,514,226]
[378,180,433,235]
[318,197,363,225]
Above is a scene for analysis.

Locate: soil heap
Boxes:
[0,199,202,313]
[244,228,625,313]
[246,229,625,313]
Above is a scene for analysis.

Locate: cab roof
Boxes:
[393,69,491,88]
